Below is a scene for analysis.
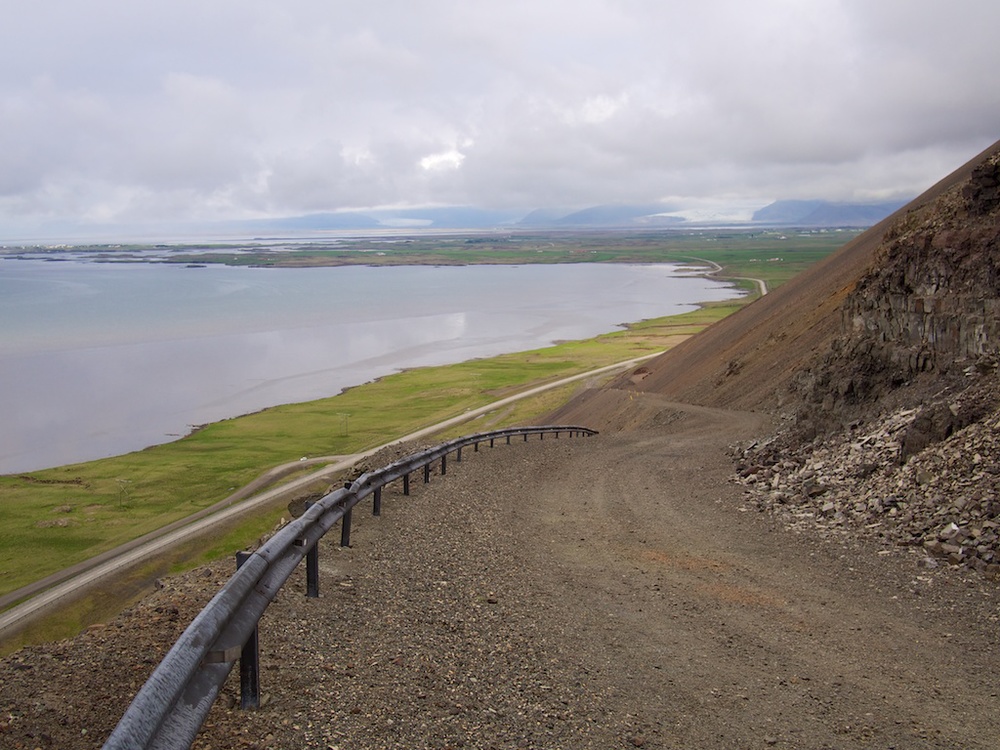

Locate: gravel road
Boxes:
[3,397,999,749]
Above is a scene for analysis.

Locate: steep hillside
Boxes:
[551,138,1000,575]
[732,142,1000,577]
[789,145,1000,437]
[553,138,1000,421]
[650,140,1000,411]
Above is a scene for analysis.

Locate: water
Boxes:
[0,259,739,472]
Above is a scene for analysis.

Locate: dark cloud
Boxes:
[1,0,998,234]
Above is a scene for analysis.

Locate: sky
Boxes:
[1,0,999,236]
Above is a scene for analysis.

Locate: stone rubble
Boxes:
[734,390,1000,578]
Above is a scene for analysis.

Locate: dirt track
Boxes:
[4,395,999,749]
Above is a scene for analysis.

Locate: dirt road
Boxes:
[2,397,999,749]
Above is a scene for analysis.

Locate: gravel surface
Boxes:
[3,398,1000,749]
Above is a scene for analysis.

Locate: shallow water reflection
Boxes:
[0,262,738,472]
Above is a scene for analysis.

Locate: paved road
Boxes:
[0,354,658,640]
[689,256,768,296]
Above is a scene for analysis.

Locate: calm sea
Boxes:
[0,258,739,472]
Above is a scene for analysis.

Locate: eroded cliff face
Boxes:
[792,150,1000,427]
[739,148,1000,576]
[849,154,1000,365]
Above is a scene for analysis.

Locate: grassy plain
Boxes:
[157,227,852,286]
[0,229,855,608]
[33,227,852,287]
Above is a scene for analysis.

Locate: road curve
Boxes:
[0,353,658,640]
[686,256,768,297]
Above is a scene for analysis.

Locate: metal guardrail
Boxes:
[103,425,596,750]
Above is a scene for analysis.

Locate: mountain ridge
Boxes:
[752,198,909,226]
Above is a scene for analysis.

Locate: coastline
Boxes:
[0,294,746,647]
[1,261,739,474]
[0,248,772,647]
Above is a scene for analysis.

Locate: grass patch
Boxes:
[0,234,848,606]
[0,312,698,599]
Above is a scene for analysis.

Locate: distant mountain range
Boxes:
[209,199,906,235]
[9,199,910,243]
[751,199,909,227]
[518,204,684,227]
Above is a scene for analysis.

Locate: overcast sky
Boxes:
[2,0,999,234]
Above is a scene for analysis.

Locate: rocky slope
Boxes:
[553,139,1000,578]
[790,147,1000,430]
[581,139,1000,414]
[730,145,1000,576]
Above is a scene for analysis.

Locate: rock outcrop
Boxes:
[792,148,1000,422]
[734,144,1000,576]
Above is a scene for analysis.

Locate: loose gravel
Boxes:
[3,399,1000,749]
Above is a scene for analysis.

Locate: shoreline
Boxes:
[0,301,732,646]
[2,260,739,475]
[0,263,758,644]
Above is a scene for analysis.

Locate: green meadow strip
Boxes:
[0,305,708,599]
[0,241,843,604]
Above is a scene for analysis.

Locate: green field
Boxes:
[0,230,854,612]
[12,227,855,288]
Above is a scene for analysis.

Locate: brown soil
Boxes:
[3,396,999,749]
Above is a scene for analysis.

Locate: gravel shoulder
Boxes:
[2,397,999,749]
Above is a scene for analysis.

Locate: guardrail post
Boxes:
[423,463,431,483]
[524,433,529,442]
[341,507,352,547]
[474,441,479,452]
[235,551,260,710]
[490,437,495,447]
[373,486,382,516]
[303,502,320,598]
[457,446,463,462]
[403,473,410,495]
[306,543,320,598]
[441,454,447,475]
[505,435,510,445]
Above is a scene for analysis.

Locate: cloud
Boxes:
[1,0,999,234]
[420,149,467,172]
